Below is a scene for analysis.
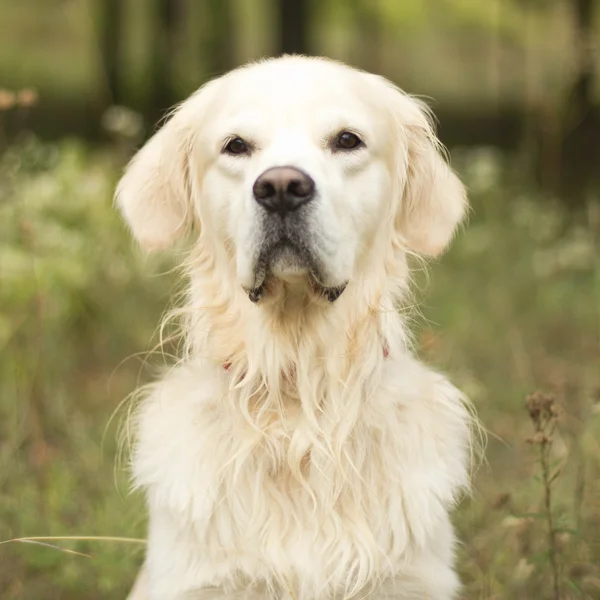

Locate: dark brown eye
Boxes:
[335,131,363,151]
[224,137,250,156]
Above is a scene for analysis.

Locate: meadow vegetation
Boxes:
[0,137,598,599]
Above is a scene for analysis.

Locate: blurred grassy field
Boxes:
[1,138,599,599]
[1,2,599,599]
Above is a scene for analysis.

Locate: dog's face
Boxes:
[202,63,392,302]
[117,57,466,303]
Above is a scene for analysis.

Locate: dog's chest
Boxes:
[135,366,468,596]
[144,413,407,590]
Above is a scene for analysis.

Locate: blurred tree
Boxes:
[277,0,309,54]
[204,0,235,77]
[518,0,599,203]
[98,0,126,106]
[353,0,383,73]
[558,0,598,205]
[148,0,186,127]
[567,0,595,119]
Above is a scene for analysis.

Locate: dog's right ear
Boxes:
[116,111,194,250]
[115,78,221,250]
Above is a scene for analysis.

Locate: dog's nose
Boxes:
[252,167,315,216]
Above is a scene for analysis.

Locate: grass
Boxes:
[0,139,599,599]
[424,149,600,599]
[0,137,168,599]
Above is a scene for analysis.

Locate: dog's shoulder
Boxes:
[131,361,230,505]
[374,355,473,497]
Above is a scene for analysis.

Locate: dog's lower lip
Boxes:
[247,285,265,303]
[323,285,347,302]
[310,277,347,302]
[245,281,347,304]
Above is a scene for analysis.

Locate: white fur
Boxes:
[117,56,472,600]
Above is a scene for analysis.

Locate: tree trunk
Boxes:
[277,0,309,55]
[98,0,125,106]
[557,0,598,205]
[352,0,382,72]
[569,0,595,117]
[148,0,186,126]
[204,0,235,77]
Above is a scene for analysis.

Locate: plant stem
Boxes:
[539,428,560,600]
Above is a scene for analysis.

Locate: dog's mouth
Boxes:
[245,240,347,304]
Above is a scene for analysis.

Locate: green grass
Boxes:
[0,139,599,599]
[424,150,600,598]
[0,137,172,599]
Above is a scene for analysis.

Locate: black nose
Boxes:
[252,167,315,216]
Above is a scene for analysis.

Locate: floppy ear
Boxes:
[395,97,467,257]
[115,110,196,250]
[115,68,226,250]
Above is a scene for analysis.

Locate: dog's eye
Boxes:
[335,131,363,151]
[223,137,251,156]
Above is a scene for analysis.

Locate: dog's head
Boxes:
[117,56,466,304]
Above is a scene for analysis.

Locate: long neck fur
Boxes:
[175,224,413,448]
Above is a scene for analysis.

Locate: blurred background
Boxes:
[0,1,599,599]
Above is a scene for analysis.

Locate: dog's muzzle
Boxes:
[246,166,347,304]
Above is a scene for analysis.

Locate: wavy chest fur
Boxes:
[133,354,470,600]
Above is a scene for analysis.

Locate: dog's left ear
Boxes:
[390,92,468,257]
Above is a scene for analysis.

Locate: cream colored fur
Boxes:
[116,56,472,600]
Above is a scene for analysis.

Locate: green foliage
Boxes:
[422,148,600,599]
[0,140,599,598]
[0,137,175,600]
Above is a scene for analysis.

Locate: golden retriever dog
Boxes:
[117,55,473,600]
